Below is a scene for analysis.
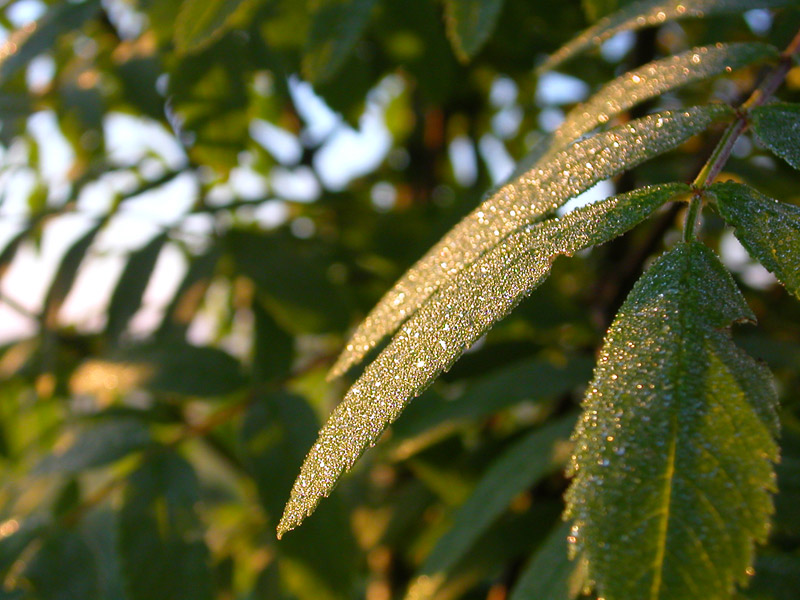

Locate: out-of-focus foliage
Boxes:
[0,1,798,600]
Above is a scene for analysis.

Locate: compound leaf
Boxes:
[330,105,730,378]
[443,0,506,62]
[566,241,779,600]
[538,0,795,74]
[749,103,800,171]
[278,182,690,536]
[712,181,800,299]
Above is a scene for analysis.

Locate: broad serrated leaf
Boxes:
[118,451,213,600]
[23,530,100,600]
[509,521,586,600]
[331,105,730,378]
[43,223,103,329]
[105,234,167,344]
[302,0,378,84]
[538,0,795,74]
[566,241,779,600]
[174,0,257,54]
[0,0,101,86]
[278,182,689,536]
[35,420,151,475]
[406,414,576,600]
[712,181,800,299]
[750,102,800,171]
[443,0,506,62]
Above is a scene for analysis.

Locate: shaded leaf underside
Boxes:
[566,242,778,600]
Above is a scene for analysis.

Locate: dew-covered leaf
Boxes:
[509,521,586,600]
[118,451,213,600]
[443,0,506,62]
[302,0,378,84]
[566,241,779,600]
[330,105,729,378]
[174,0,256,54]
[278,182,689,536]
[406,415,576,600]
[35,419,152,475]
[23,530,100,600]
[0,0,101,86]
[711,181,800,299]
[538,0,795,74]
[750,102,800,171]
[105,234,167,344]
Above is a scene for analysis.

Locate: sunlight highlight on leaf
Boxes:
[278,182,689,537]
[566,241,779,600]
[330,105,730,379]
[538,0,795,74]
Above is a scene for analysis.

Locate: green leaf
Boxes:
[43,222,103,329]
[174,0,257,54]
[302,0,378,84]
[509,521,587,600]
[0,517,48,579]
[240,392,357,597]
[278,182,690,536]
[35,420,152,475]
[407,415,576,599]
[711,181,800,299]
[331,105,730,378]
[750,103,800,171]
[252,298,294,384]
[105,234,168,344]
[443,0,506,62]
[118,451,213,600]
[566,241,779,600]
[538,0,795,74]
[23,530,100,600]
[582,0,620,21]
[0,0,101,86]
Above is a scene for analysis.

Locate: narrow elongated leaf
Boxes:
[566,242,779,600]
[118,451,213,600]
[552,43,776,153]
[174,0,256,54]
[406,415,576,600]
[509,521,586,600]
[278,182,689,536]
[330,105,730,378]
[712,182,800,299]
[302,0,378,84]
[105,233,167,344]
[443,0,506,62]
[43,223,103,328]
[0,0,101,86]
[750,103,800,170]
[538,0,795,74]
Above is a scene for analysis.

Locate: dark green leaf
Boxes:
[35,419,152,475]
[252,298,293,385]
[174,0,257,54]
[23,530,100,600]
[0,517,48,579]
[712,181,800,299]
[538,0,794,74]
[743,553,800,600]
[567,241,779,600]
[105,233,168,344]
[509,521,586,600]
[582,0,620,21]
[280,182,690,536]
[302,0,378,84]
[0,0,101,86]
[750,103,800,171]
[443,0,506,62]
[408,415,577,598]
[118,450,213,600]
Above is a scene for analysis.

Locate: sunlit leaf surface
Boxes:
[566,241,779,600]
[279,182,689,536]
[330,105,730,378]
[712,181,800,299]
[538,0,795,74]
